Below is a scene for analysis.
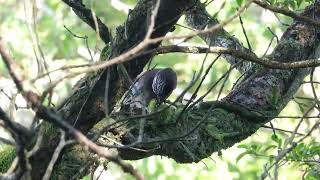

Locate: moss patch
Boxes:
[0,145,16,172]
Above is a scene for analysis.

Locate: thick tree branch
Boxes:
[114,2,320,162]
[25,0,198,178]
[2,1,320,179]
[155,45,320,69]
[0,35,144,180]
[185,1,254,72]
[62,0,111,43]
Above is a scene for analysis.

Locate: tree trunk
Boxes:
[1,1,319,179]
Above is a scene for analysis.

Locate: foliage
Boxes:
[287,142,320,179]
[0,0,319,179]
[267,0,314,9]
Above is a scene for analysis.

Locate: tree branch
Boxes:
[114,2,320,163]
[62,0,111,43]
[154,45,320,69]
[253,0,320,28]
[26,0,198,178]
[185,1,254,72]
[2,0,320,179]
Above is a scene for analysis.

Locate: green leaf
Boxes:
[80,176,90,180]
[250,144,262,152]
[269,155,275,164]
[238,144,249,149]
[270,0,275,4]
[288,0,296,9]
[236,151,250,163]
[264,145,277,152]
[296,0,303,7]
[271,134,282,147]
[236,0,243,6]
[298,103,306,114]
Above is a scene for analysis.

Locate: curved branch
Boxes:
[155,45,320,69]
[185,1,254,72]
[26,0,198,178]
[253,0,320,27]
[3,1,319,179]
[115,2,320,163]
[62,0,111,43]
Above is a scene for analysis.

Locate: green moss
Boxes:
[148,99,158,112]
[43,122,59,140]
[205,124,223,141]
[44,122,56,134]
[91,118,109,133]
[0,145,16,172]
[99,43,112,61]
[51,146,91,180]
[161,105,179,124]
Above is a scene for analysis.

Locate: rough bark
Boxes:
[28,0,198,179]
[1,1,320,179]
[114,3,320,162]
[185,2,254,73]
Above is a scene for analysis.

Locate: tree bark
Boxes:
[1,1,319,179]
[28,0,198,179]
[113,3,320,162]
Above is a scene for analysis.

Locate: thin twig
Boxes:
[32,45,320,84]
[32,1,253,83]
[0,37,144,180]
[42,130,67,180]
[239,14,252,52]
[254,0,320,27]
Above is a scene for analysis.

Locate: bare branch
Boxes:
[254,0,320,27]
[62,0,111,43]
[0,36,143,180]
[42,130,67,180]
[0,108,29,180]
[185,1,254,72]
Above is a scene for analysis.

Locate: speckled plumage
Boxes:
[123,68,177,108]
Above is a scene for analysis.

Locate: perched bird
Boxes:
[123,68,177,108]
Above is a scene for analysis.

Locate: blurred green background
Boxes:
[0,0,319,179]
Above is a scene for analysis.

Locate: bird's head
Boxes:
[152,68,177,105]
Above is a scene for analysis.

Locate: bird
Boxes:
[123,68,177,108]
